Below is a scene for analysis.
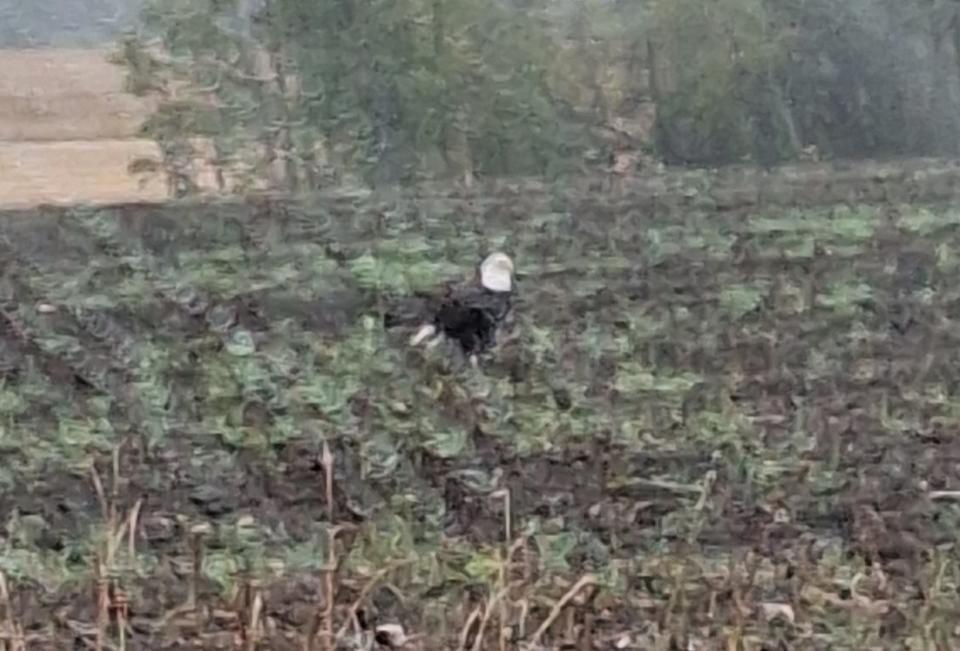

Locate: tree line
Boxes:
[111,0,960,193]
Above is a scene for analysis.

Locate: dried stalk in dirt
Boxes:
[527,574,597,646]
[244,587,264,651]
[456,606,482,651]
[187,524,210,610]
[308,442,411,651]
[492,488,512,651]
[322,439,334,522]
[305,439,337,651]
[89,447,141,651]
[467,587,511,651]
[306,524,346,651]
[94,558,109,651]
[457,538,527,651]
[319,526,339,650]
[331,558,413,646]
[114,590,129,651]
[0,572,25,651]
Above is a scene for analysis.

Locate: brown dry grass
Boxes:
[0,139,169,208]
[0,48,174,208]
[0,48,156,142]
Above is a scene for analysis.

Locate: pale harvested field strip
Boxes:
[0,48,155,142]
[0,139,168,208]
[0,48,131,96]
[0,48,176,207]
[0,92,152,141]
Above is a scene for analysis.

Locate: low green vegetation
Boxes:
[0,197,959,648]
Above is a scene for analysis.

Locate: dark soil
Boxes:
[0,197,958,649]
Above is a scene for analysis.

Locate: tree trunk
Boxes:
[767,68,802,157]
[212,140,227,192]
[572,0,609,125]
[433,0,444,58]
[271,50,299,193]
[645,38,677,164]
[433,0,473,184]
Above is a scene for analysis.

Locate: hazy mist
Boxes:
[0,0,144,47]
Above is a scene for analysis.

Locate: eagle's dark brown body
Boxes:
[432,285,512,355]
[383,280,514,356]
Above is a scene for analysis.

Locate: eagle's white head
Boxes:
[479,252,514,292]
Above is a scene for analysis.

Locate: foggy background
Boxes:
[4,0,960,185]
[2,2,960,649]
[0,0,144,47]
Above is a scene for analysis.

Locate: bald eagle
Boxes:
[384,252,515,360]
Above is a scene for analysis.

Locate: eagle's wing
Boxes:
[382,284,456,346]
[385,274,515,354]
[433,285,514,354]
[382,292,440,329]
[453,285,512,323]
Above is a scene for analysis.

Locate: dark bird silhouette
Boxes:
[384,252,515,360]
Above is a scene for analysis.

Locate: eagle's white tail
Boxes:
[409,324,437,346]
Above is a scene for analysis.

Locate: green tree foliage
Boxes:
[767,0,960,159]
[644,0,794,166]
[113,0,594,192]
[636,0,960,166]
[116,0,960,181]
